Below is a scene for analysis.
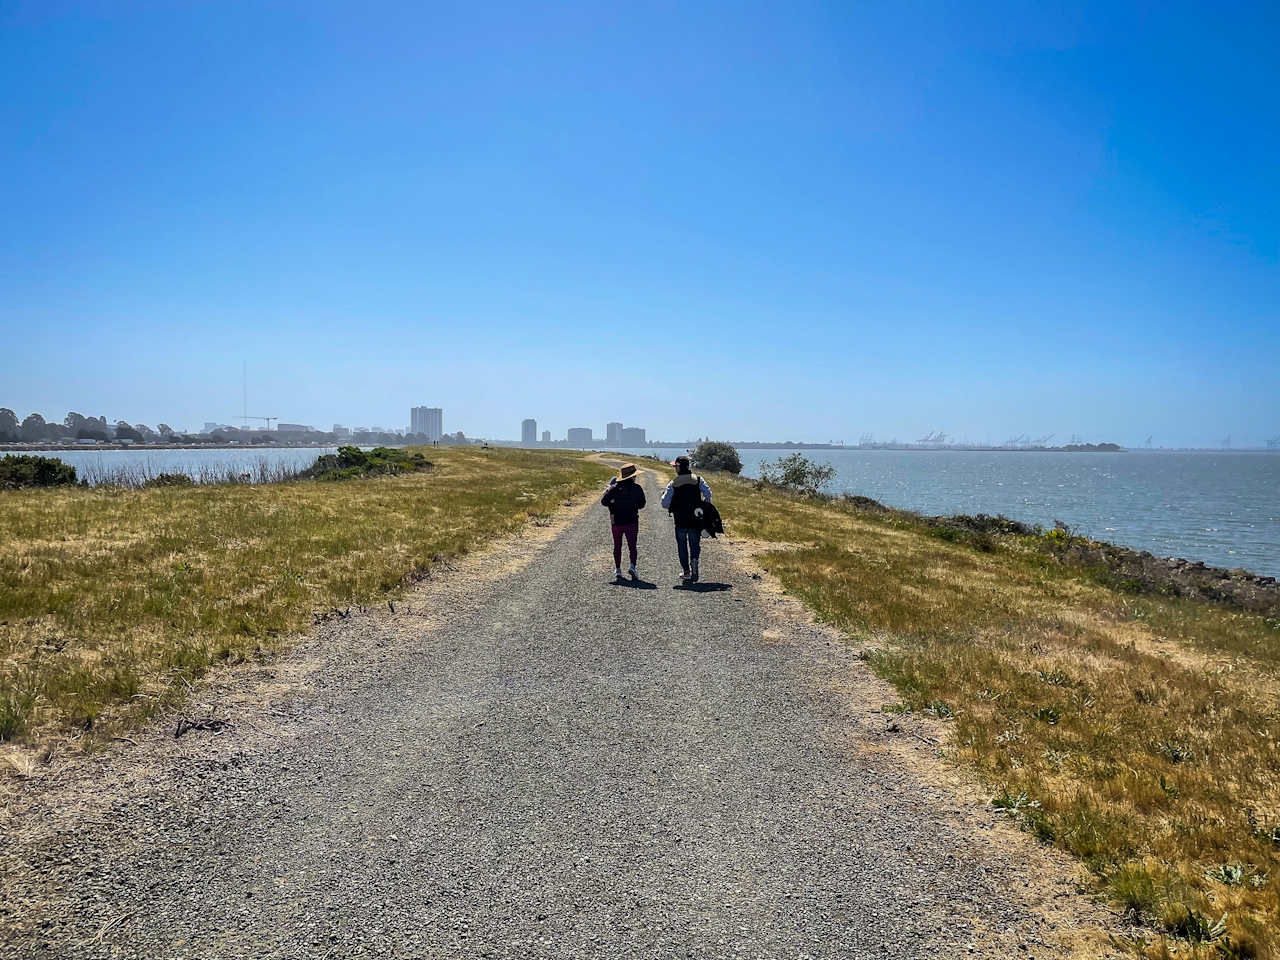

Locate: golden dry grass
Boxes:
[715,476,1280,959]
[0,446,613,747]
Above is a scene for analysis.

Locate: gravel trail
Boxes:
[4,469,1101,959]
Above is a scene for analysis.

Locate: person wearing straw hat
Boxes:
[600,463,646,580]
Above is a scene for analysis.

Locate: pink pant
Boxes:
[612,524,638,566]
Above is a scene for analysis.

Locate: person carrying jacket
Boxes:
[660,455,713,582]
[600,463,646,580]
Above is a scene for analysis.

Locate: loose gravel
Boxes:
[2,470,1111,959]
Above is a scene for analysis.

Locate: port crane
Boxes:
[1222,434,1232,449]
[238,416,278,431]
[1268,436,1280,450]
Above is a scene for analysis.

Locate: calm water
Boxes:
[604,447,1280,578]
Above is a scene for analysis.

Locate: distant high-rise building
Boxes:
[410,406,443,441]
[333,424,351,437]
[606,422,623,444]
[566,427,593,445]
[541,430,551,443]
[521,419,537,445]
[620,427,646,446]
[278,423,315,433]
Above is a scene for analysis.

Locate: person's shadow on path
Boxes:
[673,582,732,593]
[608,576,658,590]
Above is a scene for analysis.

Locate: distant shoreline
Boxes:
[2,442,1277,455]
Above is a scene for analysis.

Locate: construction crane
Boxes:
[238,416,278,431]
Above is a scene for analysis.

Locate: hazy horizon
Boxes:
[2,2,1276,449]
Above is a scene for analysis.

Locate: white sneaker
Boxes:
[614,567,623,580]
[628,564,638,579]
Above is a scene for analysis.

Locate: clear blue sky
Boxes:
[1,1,1276,446]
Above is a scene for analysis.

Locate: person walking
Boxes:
[660,455,713,582]
[601,463,646,580]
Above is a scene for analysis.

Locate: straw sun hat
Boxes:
[617,463,638,481]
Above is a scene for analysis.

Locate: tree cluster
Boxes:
[690,440,743,474]
[0,409,181,444]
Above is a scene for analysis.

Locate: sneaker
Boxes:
[680,569,692,580]
[691,558,700,582]
[614,567,623,580]
[628,564,638,579]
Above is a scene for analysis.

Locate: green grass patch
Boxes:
[0,447,612,746]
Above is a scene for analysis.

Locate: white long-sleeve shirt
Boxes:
[660,475,712,509]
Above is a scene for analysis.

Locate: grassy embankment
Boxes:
[715,476,1279,959]
[0,446,613,750]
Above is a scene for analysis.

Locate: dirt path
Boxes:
[2,469,1109,959]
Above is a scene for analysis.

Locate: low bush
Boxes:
[0,454,78,489]
[142,473,195,488]
[758,453,836,491]
[690,440,743,474]
[303,446,432,480]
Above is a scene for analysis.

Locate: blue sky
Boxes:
[1,1,1276,446]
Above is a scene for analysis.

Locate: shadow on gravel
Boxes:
[673,582,733,593]
[609,577,658,590]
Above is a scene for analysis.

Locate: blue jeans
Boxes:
[675,527,702,570]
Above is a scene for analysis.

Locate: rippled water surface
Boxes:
[607,447,1280,578]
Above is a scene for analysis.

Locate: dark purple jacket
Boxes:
[601,478,646,526]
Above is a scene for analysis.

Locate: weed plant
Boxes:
[715,477,1280,958]
[0,447,612,746]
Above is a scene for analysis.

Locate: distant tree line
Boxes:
[0,409,183,444]
[0,409,479,446]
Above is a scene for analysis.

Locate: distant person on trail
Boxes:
[601,463,646,580]
[660,455,713,582]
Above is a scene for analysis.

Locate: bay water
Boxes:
[606,447,1280,578]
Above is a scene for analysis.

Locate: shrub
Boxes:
[303,446,433,481]
[690,440,743,474]
[0,454,77,489]
[143,473,195,488]
[758,453,836,491]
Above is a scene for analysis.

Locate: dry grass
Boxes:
[0,446,613,748]
[714,476,1280,959]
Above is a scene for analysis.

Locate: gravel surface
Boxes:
[2,469,1109,959]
